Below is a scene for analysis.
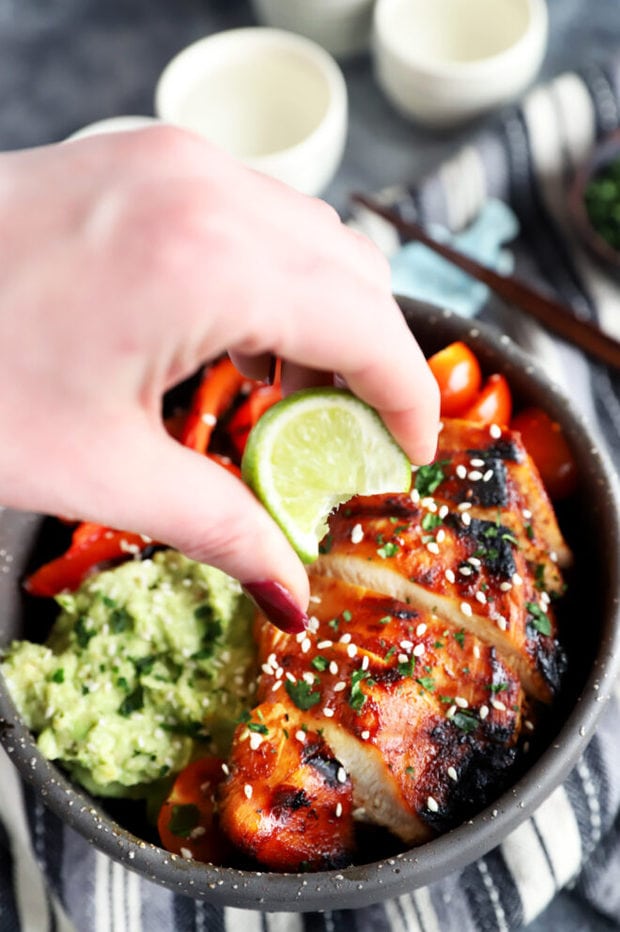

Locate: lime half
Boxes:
[241,387,412,563]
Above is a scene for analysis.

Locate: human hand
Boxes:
[0,126,439,627]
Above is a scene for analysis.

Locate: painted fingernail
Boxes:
[243,581,309,634]
[266,355,280,386]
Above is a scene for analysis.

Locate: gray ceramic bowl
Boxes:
[0,297,619,911]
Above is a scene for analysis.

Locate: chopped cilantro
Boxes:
[415,460,449,497]
[487,682,508,693]
[439,695,453,704]
[349,669,371,712]
[453,629,466,648]
[311,655,329,672]
[194,603,214,621]
[397,656,417,678]
[319,534,333,555]
[74,617,95,649]
[110,607,132,634]
[116,676,129,691]
[421,513,443,532]
[247,721,269,735]
[342,610,352,622]
[434,640,444,649]
[534,564,546,591]
[452,711,478,733]
[384,646,396,661]
[50,668,65,684]
[405,766,416,778]
[285,680,321,711]
[501,532,519,547]
[416,676,435,691]
[328,618,339,631]
[526,602,552,636]
[379,615,392,625]
[118,685,144,717]
[377,541,399,559]
[161,721,209,739]
[133,655,157,675]
[525,523,535,541]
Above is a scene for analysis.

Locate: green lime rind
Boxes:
[241,387,412,563]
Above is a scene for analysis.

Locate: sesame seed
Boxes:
[400,639,413,651]
[317,640,333,650]
[271,680,283,692]
[468,470,483,482]
[470,458,485,468]
[525,719,535,731]
[302,672,315,685]
[337,767,347,784]
[427,541,440,555]
[301,638,311,654]
[459,565,473,576]
[523,741,530,753]
[416,623,427,637]
[190,826,206,839]
[244,784,253,799]
[446,705,457,719]
[456,465,467,480]
[540,592,550,606]
[309,594,322,604]
[421,497,437,511]
[436,529,446,544]
[296,631,306,643]
[201,412,217,426]
[334,681,347,692]
[468,556,481,567]
[323,707,334,717]
[473,644,481,659]
[261,663,274,675]
[522,508,532,519]
[497,616,508,631]
[335,803,343,818]
[499,582,512,592]
[329,661,339,675]
[285,672,296,683]
[221,763,230,775]
[410,488,420,504]
[180,847,193,860]
[491,699,507,712]
[249,732,263,750]
[460,602,473,617]
[512,573,523,586]
[295,730,307,743]
[475,591,487,604]
[361,655,369,671]
[427,796,439,813]
[275,667,283,679]
[447,766,458,782]
[361,730,370,740]
[398,653,409,664]
[550,551,558,563]
[461,512,472,527]
[413,643,426,657]
[489,423,502,439]
[307,616,320,634]
[480,705,489,720]
[458,501,473,511]
[439,505,449,519]
[347,643,358,658]
[339,633,352,644]
[445,569,456,584]
[350,523,364,544]
[483,469,494,483]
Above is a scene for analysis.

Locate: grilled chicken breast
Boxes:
[219,418,570,870]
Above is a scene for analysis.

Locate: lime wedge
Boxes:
[241,387,411,563]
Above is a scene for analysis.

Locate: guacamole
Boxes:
[2,550,256,796]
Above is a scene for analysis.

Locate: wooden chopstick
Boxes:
[351,192,620,371]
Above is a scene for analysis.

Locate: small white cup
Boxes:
[250,0,375,60]
[155,28,348,197]
[373,0,548,127]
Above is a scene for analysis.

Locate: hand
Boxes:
[0,126,439,626]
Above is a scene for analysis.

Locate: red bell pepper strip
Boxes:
[227,383,282,458]
[24,523,149,598]
[181,358,247,455]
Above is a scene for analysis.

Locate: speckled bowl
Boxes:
[0,298,619,911]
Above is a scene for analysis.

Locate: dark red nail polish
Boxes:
[243,581,309,634]
[266,355,279,386]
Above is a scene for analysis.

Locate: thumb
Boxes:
[83,422,311,633]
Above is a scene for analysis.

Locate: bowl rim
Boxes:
[0,297,618,912]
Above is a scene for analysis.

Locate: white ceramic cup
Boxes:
[250,0,375,60]
[155,28,348,197]
[373,0,548,127]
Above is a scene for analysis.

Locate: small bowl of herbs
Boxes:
[570,129,620,272]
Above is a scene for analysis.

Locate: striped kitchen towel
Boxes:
[1,60,620,932]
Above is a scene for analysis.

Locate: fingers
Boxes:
[73,419,311,629]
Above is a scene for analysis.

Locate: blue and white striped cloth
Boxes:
[3,60,620,932]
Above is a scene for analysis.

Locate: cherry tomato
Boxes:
[428,342,482,417]
[157,756,233,863]
[511,407,578,500]
[461,373,513,427]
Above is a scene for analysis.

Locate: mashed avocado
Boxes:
[2,550,256,796]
